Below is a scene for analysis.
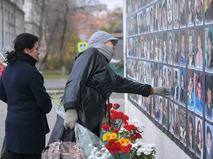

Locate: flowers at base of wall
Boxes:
[102,103,156,159]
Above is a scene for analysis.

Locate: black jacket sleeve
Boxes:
[113,74,152,97]
[62,49,99,110]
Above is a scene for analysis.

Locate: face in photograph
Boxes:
[188,0,194,26]
[188,115,195,151]
[205,29,213,70]
[180,0,186,26]
[163,0,167,29]
[167,0,172,28]
[180,70,187,105]
[196,118,203,157]
[174,33,179,65]
[188,30,195,68]
[179,107,186,144]
[206,125,213,159]
[168,34,173,64]
[187,71,195,111]
[205,0,213,22]
[195,73,203,115]
[205,75,213,121]
[195,0,203,24]
[173,0,179,28]
[195,31,203,70]
[174,104,179,138]
[173,69,180,101]
[158,3,162,30]
[180,32,186,65]
[169,102,174,133]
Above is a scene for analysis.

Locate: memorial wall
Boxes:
[125,0,213,158]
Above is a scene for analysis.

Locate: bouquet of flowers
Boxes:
[102,103,156,159]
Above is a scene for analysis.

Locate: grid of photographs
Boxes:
[126,0,213,158]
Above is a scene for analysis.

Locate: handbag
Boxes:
[41,125,84,159]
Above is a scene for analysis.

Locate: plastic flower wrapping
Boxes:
[102,103,156,159]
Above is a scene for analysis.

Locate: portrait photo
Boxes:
[205,74,213,121]
[174,104,179,138]
[195,72,204,116]
[173,32,180,65]
[187,30,195,68]
[173,0,179,28]
[169,101,174,134]
[187,70,195,111]
[173,68,180,101]
[195,117,203,157]
[179,69,187,105]
[205,0,213,23]
[180,0,187,27]
[195,0,203,25]
[188,114,195,152]
[205,27,213,72]
[205,122,213,159]
[180,31,186,66]
[188,0,195,26]
[195,29,204,70]
[179,107,186,145]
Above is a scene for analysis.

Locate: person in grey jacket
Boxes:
[49,31,169,142]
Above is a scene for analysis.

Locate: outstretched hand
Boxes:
[153,87,170,97]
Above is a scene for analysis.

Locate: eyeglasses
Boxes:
[110,40,117,46]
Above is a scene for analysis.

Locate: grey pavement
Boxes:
[0,79,125,150]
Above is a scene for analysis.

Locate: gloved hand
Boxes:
[64,109,78,129]
[153,87,170,97]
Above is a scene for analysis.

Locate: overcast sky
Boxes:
[99,0,122,10]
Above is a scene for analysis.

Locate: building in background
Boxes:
[0,0,24,55]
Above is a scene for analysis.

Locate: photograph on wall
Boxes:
[180,31,186,66]
[153,63,159,87]
[180,0,187,27]
[173,0,179,28]
[174,104,180,139]
[163,65,168,87]
[179,107,186,146]
[179,69,187,106]
[169,101,174,134]
[167,67,173,89]
[173,68,180,101]
[153,3,158,31]
[150,35,154,60]
[167,0,173,29]
[163,33,168,63]
[204,0,213,23]
[150,6,154,32]
[158,64,163,86]
[195,116,203,158]
[146,35,151,60]
[195,29,204,70]
[158,97,163,124]
[146,7,151,32]
[205,74,213,121]
[144,96,151,114]
[188,0,195,27]
[168,32,173,64]
[158,33,163,62]
[188,113,195,152]
[188,70,195,111]
[140,35,145,59]
[195,72,204,116]
[205,27,213,72]
[138,61,144,83]
[195,0,204,25]
[137,11,142,34]
[173,32,180,65]
[154,35,158,61]
[162,98,168,129]
[205,122,213,159]
[157,2,162,30]
[162,0,167,30]
[154,96,160,122]
[187,29,195,68]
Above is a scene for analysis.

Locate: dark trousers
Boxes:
[0,151,41,159]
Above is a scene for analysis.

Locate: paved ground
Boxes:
[0,88,124,150]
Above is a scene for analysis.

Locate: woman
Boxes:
[49,31,169,143]
[0,33,52,159]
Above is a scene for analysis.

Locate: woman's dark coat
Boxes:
[49,48,151,142]
[0,56,52,154]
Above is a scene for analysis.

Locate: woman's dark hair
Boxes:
[5,33,38,64]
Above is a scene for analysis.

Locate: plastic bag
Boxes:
[74,123,114,159]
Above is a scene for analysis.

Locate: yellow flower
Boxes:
[102,132,111,142]
[118,138,131,146]
[109,133,117,140]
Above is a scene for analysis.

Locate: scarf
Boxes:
[91,44,115,63]
[17,52,37,66]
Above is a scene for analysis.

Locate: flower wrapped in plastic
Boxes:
[74,123,114,159]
